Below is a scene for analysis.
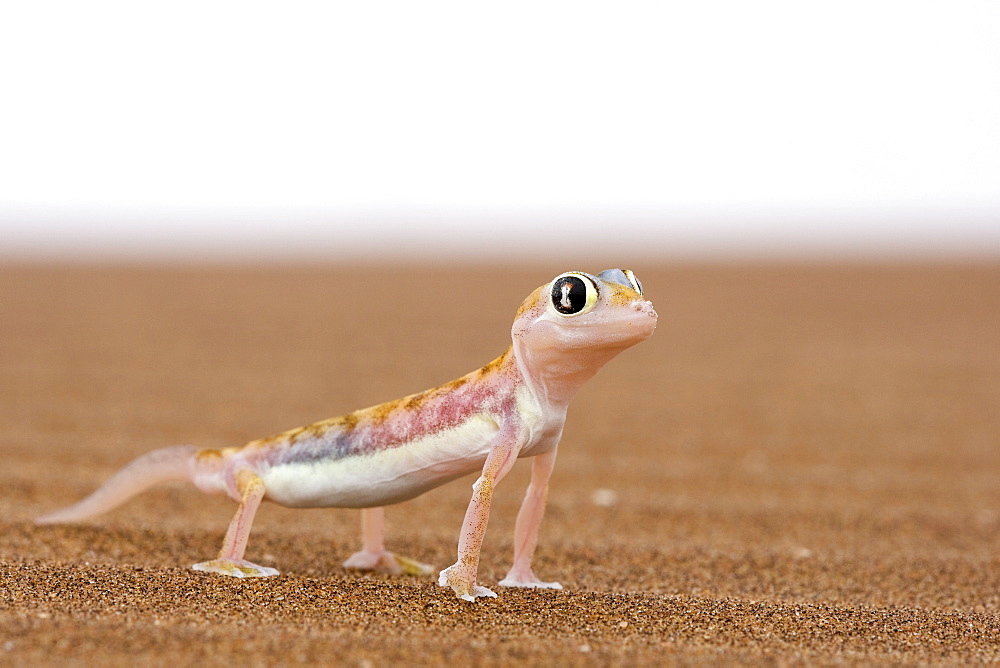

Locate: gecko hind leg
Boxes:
[192,469,278,578]
[342,507,434,576]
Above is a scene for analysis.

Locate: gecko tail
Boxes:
[35,445,199,525]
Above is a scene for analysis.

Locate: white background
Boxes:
[1,1,998,259]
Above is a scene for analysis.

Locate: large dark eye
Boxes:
[550,273,598,316]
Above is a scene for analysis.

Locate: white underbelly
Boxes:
[260,414,499,508]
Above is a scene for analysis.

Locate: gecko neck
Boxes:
[511,337,624,408]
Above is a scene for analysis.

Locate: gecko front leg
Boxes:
[192,468,278,577]
[342,507,434,576]
[438,421,524,601]
[500,446,562,590]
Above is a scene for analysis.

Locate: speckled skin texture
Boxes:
[3,263,999,664]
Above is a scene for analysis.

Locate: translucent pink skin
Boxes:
[36,270,657,600]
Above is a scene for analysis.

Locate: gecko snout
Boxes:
[632,300,658,319]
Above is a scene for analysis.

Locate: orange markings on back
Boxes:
[477,349,511,378]
[196,448,225,463]
[285,426,307,443]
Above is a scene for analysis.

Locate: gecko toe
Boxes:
[192,559,279,578]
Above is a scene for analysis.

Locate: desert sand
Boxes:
[2,262,998,664]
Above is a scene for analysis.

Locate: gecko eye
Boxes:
[550,273,599,316]
[624,269,643,295]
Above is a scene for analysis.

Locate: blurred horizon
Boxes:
[2,1,998,262]
[3,206,999,263]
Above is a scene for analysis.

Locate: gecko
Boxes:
[37,269,657,601]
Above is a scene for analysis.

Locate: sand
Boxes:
[1,262,998,665]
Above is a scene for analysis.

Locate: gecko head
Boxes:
[511,269,657,394]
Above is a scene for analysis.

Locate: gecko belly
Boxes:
[259,414,499,508]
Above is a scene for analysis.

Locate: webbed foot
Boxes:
[499,567,562,590]
[192,558,279,578]
[438,563,497,602]
[342,550,434,576]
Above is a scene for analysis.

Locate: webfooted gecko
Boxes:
[37,269,657,601]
